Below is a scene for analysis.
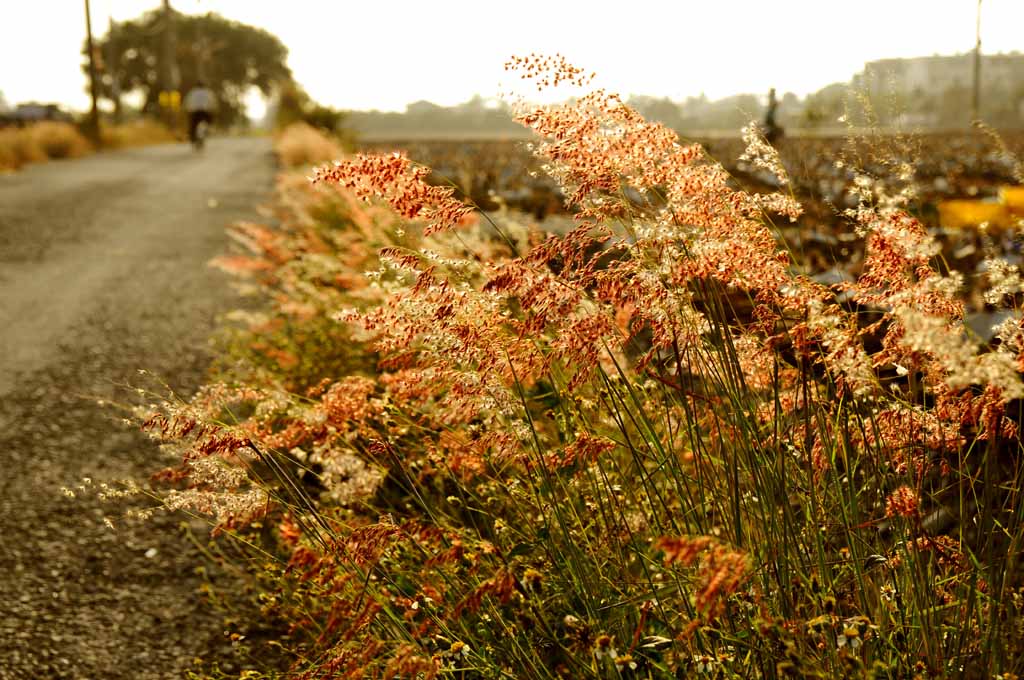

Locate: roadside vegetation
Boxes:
[99,118,177,150]
[274,122,345,169]
[116,56,1024,678]
[0,122,90,171]
[0,119,176,172]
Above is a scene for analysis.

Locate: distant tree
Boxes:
[343,96,521,139]
[405,100,444,117]
[693,93,763,130]
[275,82,346,134]
[802,83,848,128]
[451,96,514,132]
[0,90,9,112]
[85,8,291,126]
[454,94,487,113]
[627,96,684,130]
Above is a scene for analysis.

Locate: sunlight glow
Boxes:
[2,0,1021,114]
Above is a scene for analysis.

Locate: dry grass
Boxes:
[101,119,176,149]
[28,122,92,160]
[0,123,88,170]
[0,126,47,171]
[125,57,1024,678]
[0,119,179,172]
[275,122,345,168]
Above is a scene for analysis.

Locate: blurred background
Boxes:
[2,1,1023,133]
[2,1,1024,315]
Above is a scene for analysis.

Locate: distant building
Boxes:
[0,103,74,128]
[14,103,74,123]
[860,56,961,93]
[857,53,1023,92]
[853,53,1024,127]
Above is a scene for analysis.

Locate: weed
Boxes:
[136,57,1024,678]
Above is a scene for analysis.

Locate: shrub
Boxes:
[0,126,46,170]
[0,121,91,170]
[0,118,177,172]
[100,118,176,149]
[133,56,1024,678]
[28,121,91,159]
[275,122,345,169]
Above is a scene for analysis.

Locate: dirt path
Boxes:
[0,139,277,679]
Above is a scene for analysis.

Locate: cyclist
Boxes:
[183,81,216,145]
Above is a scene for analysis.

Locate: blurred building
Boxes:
[854,54,1024,127]
[859,53,1024,93]
[0,102,74,127]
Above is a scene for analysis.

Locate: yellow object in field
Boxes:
[937,199,1012,230]
[1001,185,1024,212]
[157,90,182,112]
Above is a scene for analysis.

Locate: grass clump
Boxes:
[0,122,90,170]
[132,56,1024,678]
[28,121,92,160]
[100,118,176,149]
[0,125,48,171]
[0,118,177,172]
[275,122,346,169]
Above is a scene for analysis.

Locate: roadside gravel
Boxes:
[0,138,280,679]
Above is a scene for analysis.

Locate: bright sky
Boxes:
[2,0,1021,114]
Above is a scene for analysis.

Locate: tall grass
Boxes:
[135,56,1024,678]
[275,122,347,169]
[100,118,176,149]
[29,120,93,160]
[0,126,48,171]
[0,119,177,172]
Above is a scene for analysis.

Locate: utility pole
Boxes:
[972,0,982,125]
[160,0,180,128]
[84,0,100,143]
[108,16,122,124]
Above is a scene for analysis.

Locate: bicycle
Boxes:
[192,119,208,152]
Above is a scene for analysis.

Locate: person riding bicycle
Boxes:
[184,81,216,145]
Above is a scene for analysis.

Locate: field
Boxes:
[358,133,1024,218]
[125,64,1024,679]
[361,132,1024,321]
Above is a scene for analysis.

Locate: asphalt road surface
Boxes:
[0,138,278,679]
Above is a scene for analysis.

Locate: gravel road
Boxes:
[0,138,277,679]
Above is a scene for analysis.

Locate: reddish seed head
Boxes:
[885,485,920,518]
[313,153,473,236]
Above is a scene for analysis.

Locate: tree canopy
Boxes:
[274,82,348,134]
[85,8,292,125]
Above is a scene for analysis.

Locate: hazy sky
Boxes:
[2,0,1022,114]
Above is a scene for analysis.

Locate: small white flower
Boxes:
[445,641,470,660]
[837,633,862,650]
[694,655,716,673]
[593,634,618,660]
